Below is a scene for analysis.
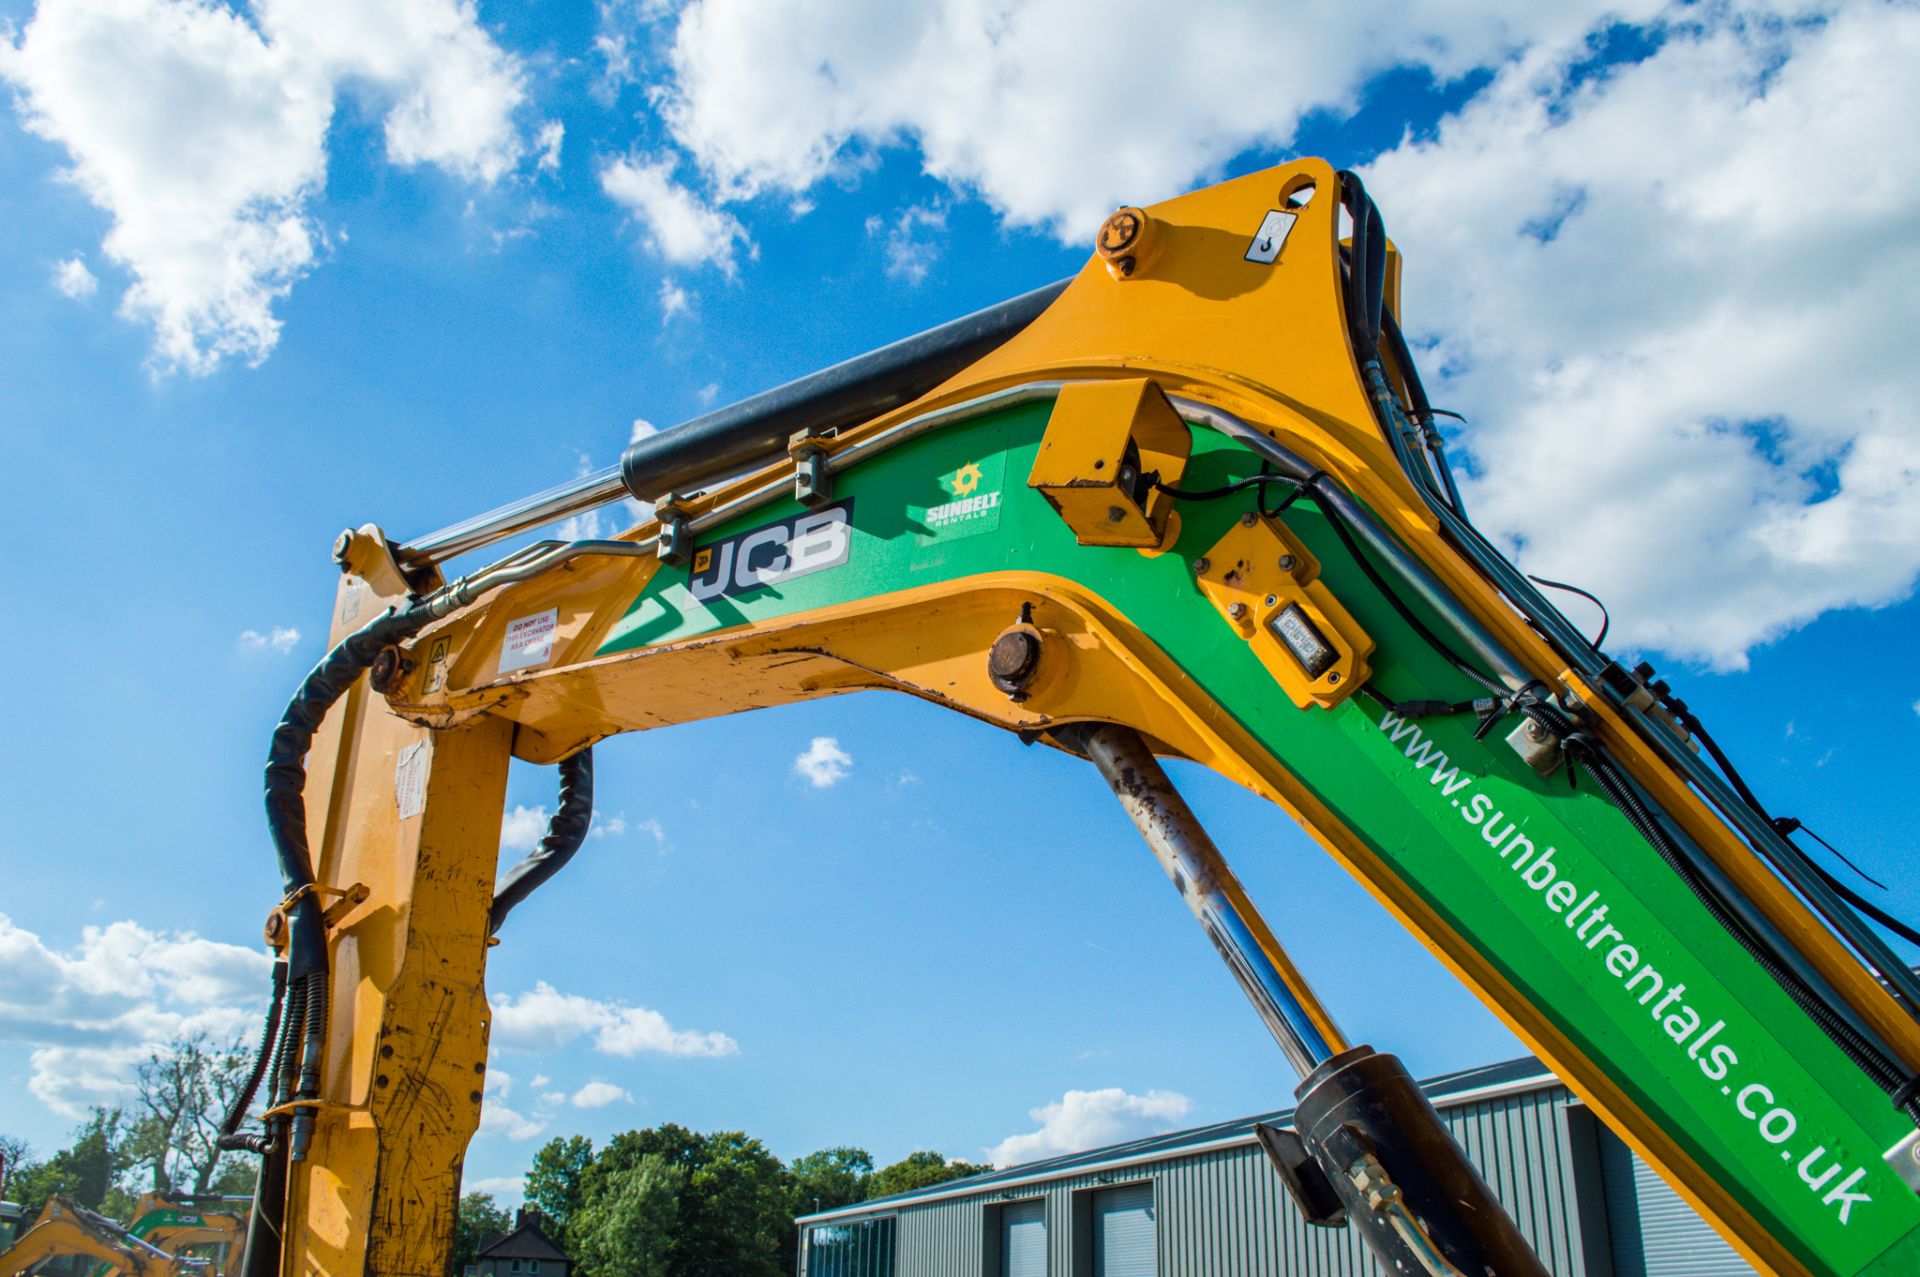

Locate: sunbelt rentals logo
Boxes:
[918,452,1005,542]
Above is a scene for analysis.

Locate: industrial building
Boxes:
[795,1057,1752,1276]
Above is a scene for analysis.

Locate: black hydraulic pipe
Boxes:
[619,279,1069,501]
[1293,1047,1549,1276]
[489,749,594,935]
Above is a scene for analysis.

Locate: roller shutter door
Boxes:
[1003,1198,1046,1277]
[1601,1128,1755,1275]
[1091,1183,1156,1277]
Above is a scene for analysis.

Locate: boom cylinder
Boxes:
[1071,722,1547,1277]
[1071,722,1341,1076]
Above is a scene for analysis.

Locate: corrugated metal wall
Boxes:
[1601,1122,1756,1276]
[831,1083,1613,1277]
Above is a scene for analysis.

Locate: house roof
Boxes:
[477,1220,568,1262]
[800,1055,1556,1224]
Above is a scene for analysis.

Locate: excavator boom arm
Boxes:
[245,158,1920,1277]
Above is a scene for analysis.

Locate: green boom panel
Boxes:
[600,401,1920,1275]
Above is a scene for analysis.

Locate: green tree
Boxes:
[449,1192,511,1276]
[525,1133,594,1243]
[570,1153,683,1277]
[788,1146,872,1214]
[580,1124,790,1277]
[867,1150,992,1199]
[6,1109,137,1214]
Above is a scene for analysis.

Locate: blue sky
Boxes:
[2,0,1918,1202]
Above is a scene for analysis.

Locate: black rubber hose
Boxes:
[1559,725,1919,1119]
[489,748,595,935]
[1336,170,1382,347]
[262,604,432,1161]
[218,961,288,1153]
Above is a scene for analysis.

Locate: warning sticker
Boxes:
[500,609,559,674]
[395,741,428,820]
[424,636,452,694]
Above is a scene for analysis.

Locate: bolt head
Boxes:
[989,630,1042,692]
[1227,602,1249,621]
[1097,208,1144,256]
[1240,511,1259,527]
[1278,554,1297,571]
[1106,506,1126,523]
[1191,557,1210,575]
[1263,594,1277,608]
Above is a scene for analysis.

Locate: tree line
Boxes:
[454,1131,993,1276]
[2,1033,991,1276]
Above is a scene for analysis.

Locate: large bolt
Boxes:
[1191,557,1210,575]
[1227,602,1249,622]
[989,630,1043,695]
[1096,206,1162,279]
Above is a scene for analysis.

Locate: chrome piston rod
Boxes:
[1072,723,1343,1077]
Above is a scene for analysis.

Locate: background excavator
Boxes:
[212,158,1920,1276]
[0,1196,190,1277]
[0,1193,243,1277]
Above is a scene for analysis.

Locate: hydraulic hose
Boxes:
[262,605,434,1162]
[1535,702,1920,1121]
[489,749,595,934]
[1317,169,1920,1116]
[217,960,287,1154]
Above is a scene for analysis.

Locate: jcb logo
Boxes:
[688,501,853,604]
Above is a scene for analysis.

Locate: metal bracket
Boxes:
[789,427,836,508]
[655,496,692,566]
[1254,1122,1347,1227]
[1505,715,1564,778]
[1886,1129,1920,1197]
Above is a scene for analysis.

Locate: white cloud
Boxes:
[477,1066,556,1141]
[467,1174,525,1201]
[1912,699,1919,718]
[0,913,271,1117]
[491,981,737,1058]
[590,814,628,838]
[238,625,300,655]
[630,418,659,443]
[530,1073,550,1088]
[866,203,945,285]
[658,276,691,322]
[614,0,1920,665]
[52,255,97,298]
[600,152,750,273]
[535,119,563,174]
[0,0,530,373]
[793,736,852,788]
[635,816,667,849]
[499,804,549,853]
[696,381,719,406]
[1365,0,1920,667]
[642,0,1658,241]
[571,1080,632,1108]
[987,1087,1192,1166]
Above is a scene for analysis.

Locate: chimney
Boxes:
[516,1205,542,1231]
